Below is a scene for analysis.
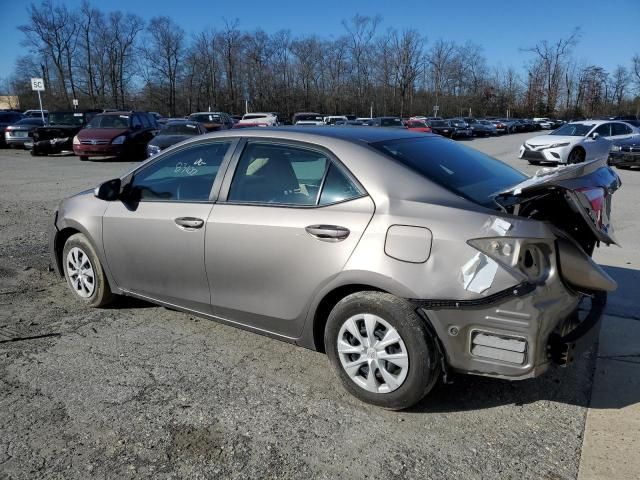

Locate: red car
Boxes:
[405,120,432,133]
[73,111,157,161]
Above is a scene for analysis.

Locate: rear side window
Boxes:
[227,142,363,206]
[371,136,526,207]
[612,123,631,136]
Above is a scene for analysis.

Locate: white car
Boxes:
[323,116,348,125]
[519,120,638,165]
[236,113,279,127]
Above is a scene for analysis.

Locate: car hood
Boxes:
[77,128,128,140]
[524,135,580,146]
[497,158,621,248]
[612,135,640,147]
[149,135,194,149]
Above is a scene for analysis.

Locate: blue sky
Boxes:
[2,0,639,80]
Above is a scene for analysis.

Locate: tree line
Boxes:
[3,0,640,119]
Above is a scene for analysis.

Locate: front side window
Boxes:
[594,123,612,137]
[132,115,142,129]
[128,141,231,202]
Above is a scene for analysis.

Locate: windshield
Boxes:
[295,114,323,121]
[430,121,448,127]
[161,123,201,135]
[48,112,85,126]
[407,121,427,128]
[371,136,526,206]
[551,123,593,136]
[88,115,130,129]
[190,113,222,123]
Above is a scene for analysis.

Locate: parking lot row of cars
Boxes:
[2,108,639,168]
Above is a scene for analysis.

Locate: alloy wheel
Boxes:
[66,246,95,298]
[336,314,409,394]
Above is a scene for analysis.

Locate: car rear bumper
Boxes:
[411,278,603,380]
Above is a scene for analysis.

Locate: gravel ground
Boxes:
[0,133,637,479]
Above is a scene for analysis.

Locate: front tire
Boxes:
[567,148,585,164]
[62,233,114,307]
[325,292,441,410]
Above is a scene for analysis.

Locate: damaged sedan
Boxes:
[49,127,620,410]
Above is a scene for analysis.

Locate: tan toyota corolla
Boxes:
[50,127,620,409]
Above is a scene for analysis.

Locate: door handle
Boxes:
[175,217,204,229]
[305,224,350,242]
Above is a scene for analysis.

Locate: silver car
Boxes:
[50,127,620,410]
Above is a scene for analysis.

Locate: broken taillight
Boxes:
[576,187,605,229]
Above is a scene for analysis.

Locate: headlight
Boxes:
[610,145,621,152]
[547,142,570,149]
[72,135,80,145]
[468,237,552,284]
[112,135,126,144]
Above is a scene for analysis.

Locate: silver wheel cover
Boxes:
[66,247,95,298]
[337,314,409,394]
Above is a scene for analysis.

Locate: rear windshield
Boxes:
[552,123,593,136]
[16,118,44,125]
[243,114,268,120]
[371,137,526,206]
[49,112,85,126]
[161,123,200,135]
[190,113,221,123]
[87,115,130,129]
[380,118,403,127]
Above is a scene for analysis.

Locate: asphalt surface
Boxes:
[0,132,638,479]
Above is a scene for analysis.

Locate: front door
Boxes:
[103,140,234,311]
[205,140,375,338]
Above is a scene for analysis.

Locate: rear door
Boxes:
[205,140,375,337]
[103,139,236,311]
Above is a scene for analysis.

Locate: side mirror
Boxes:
[591,132,600,140]
[94,178,121,201]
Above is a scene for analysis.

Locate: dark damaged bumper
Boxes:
[547,291,606,366]
[49,210,63,277]
[409,281,606,380]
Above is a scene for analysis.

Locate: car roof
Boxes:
[201,126,427,144]
[190,112,225,115]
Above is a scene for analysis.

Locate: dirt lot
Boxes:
[1,133,638,479]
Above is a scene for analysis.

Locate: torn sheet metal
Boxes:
[461,253,499,294]
[460,217,511,293]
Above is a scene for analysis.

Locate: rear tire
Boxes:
[528,160,541,165]
[325,291,441,410]
[79,155,89,161]
[62,233,114,308]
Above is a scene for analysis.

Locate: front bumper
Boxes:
[609,151,640,166]
[519,144,569,163]
[411,280,604,380]
[73,143,124,157]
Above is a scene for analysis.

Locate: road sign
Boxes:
[31,78,45,91]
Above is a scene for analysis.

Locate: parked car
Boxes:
[4,117,44,148]
[366,117,405,128]
[404,120,431,133]
[609,136,640,169]
[468,119,495,137]
[23,109,48,118]
[498,119,521,133]
[293,112,324,125]
[334,120,366,126]
[146,120,207,157]
[51,126,619,410]
[187,112,234,132]
[30,110,101,156]
[72,111,158,161]
[448,119,473,138]
[533,117,553,129]
[324,116,348,125]
[235,113,279,128]
[519,120,638,164]
[489,120,507,134]
[0,111,24,147]
[427,119,454,137]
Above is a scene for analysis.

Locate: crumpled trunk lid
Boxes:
[496,158,621,253]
